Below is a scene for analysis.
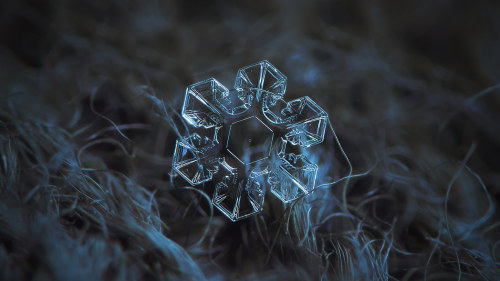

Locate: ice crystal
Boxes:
[173,61,328,221]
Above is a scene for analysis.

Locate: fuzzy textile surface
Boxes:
[1,0,500,280]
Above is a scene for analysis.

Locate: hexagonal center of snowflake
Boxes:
[226,116,274,165]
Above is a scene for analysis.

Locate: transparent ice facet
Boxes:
[189,78,228,100]
[182,80,222,128]
[173,60,333,221]
[214,88,254,116]
[262,94,295,124]
[234,60,287,100]
[226,116,274,165]
[269,152,318,202]
[172,134,219,185]
[280,153,318,194]
[269,138,318,202]
[212,158,265,221]
[284,96,328,147]
[268,170,304,203]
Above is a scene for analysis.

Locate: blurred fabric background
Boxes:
[1,0,500,280]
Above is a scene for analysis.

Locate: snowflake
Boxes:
[173,61,328,221]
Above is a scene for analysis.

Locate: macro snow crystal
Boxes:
[173,61,328,221]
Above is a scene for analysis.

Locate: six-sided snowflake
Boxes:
[173,61,328,221]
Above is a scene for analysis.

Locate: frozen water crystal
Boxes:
[173,60,328,221]
[212,158,265,221]
[284,97,328,147]
[234,61,287,101]
[182,80,222,129]
[172,133,219,185]
[226,116,274,165]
